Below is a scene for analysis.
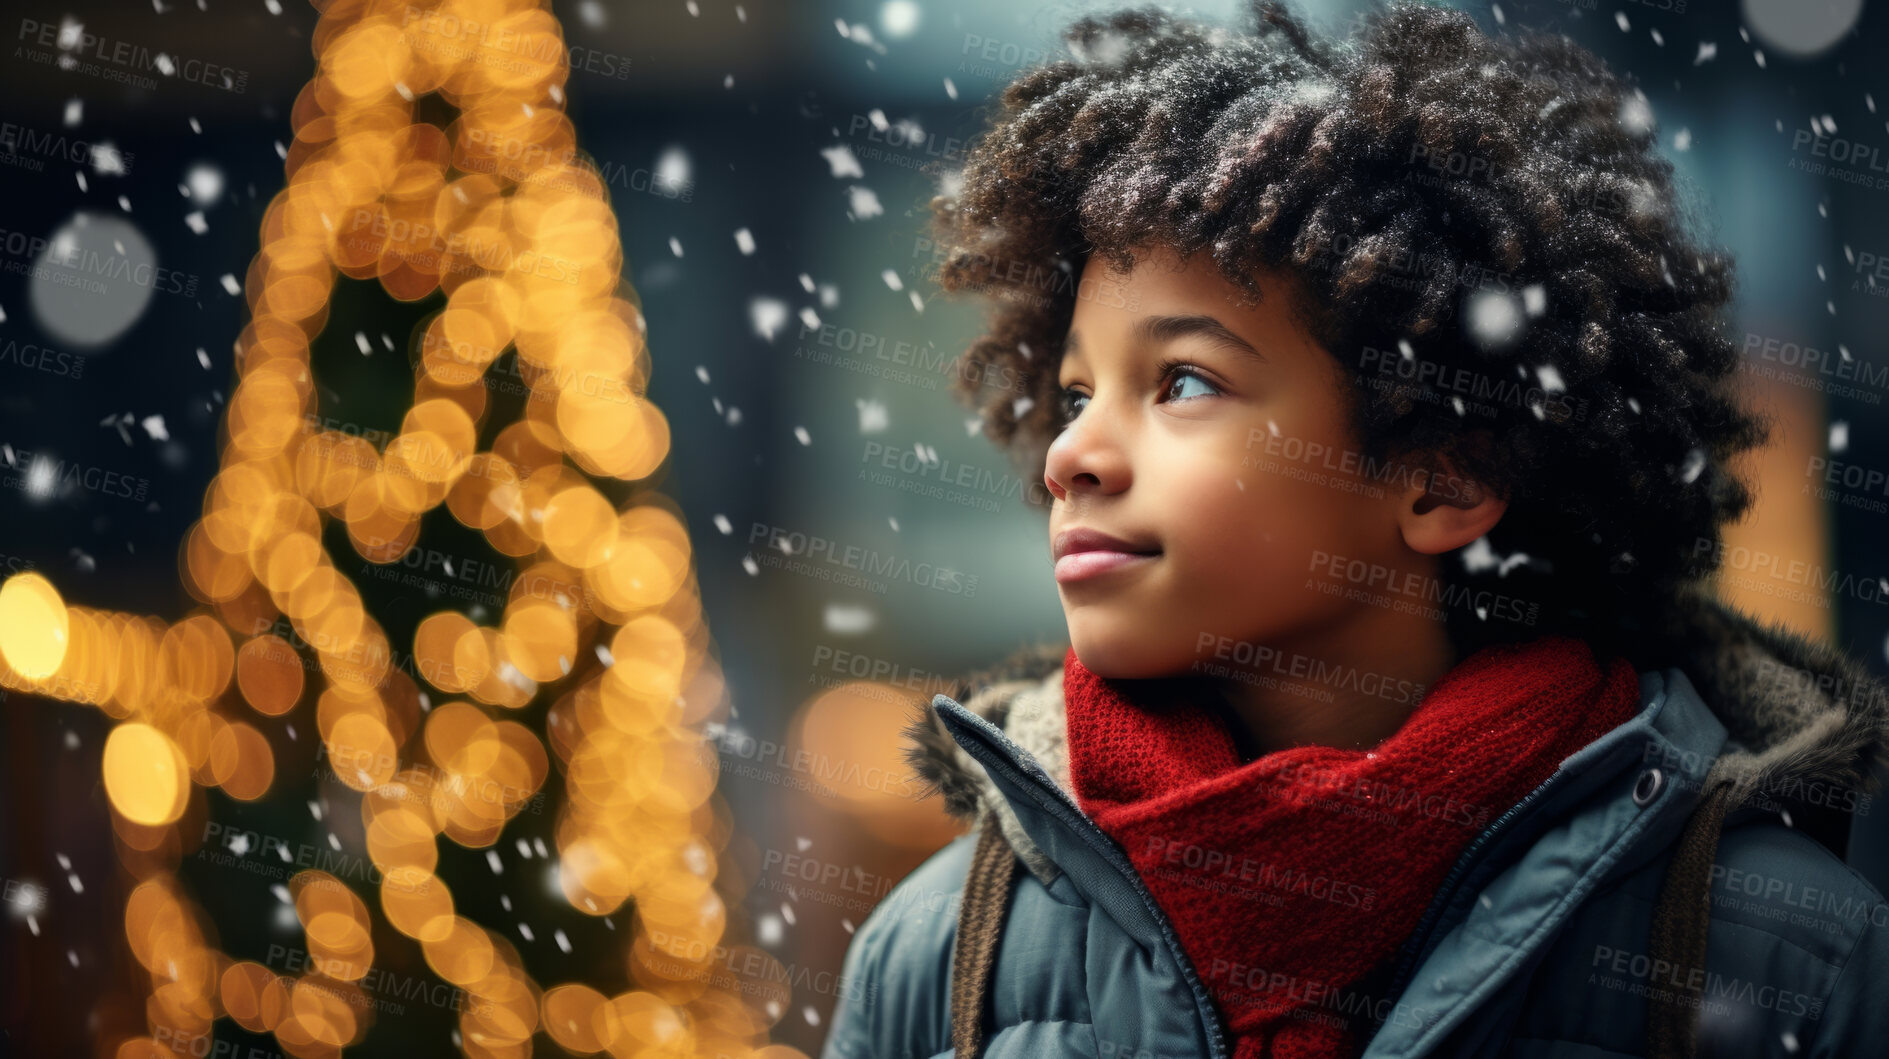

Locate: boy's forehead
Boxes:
[1069,251,1296,351]
[1079,244,1282,313]
[1063,312,1268,365]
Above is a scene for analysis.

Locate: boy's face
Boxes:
[1046,243,1432,679]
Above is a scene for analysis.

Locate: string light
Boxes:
[0,1,803,1055]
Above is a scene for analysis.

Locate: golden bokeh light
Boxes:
[102,724,190,827]
[0,572,70,679]
[0,1,817,1055]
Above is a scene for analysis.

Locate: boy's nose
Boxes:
[1044,439,1127,499]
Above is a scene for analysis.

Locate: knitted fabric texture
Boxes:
[1063,634,1642,1059]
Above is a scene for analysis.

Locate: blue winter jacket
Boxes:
[820,593,1889,1058]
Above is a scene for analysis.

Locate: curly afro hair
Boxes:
[926,0,1772,665]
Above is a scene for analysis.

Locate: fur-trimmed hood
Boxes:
[901,586,1889,885]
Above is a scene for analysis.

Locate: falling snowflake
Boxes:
[1617,90,1655,136]
[1464,290,1525,349]
[821,144,864,179]
[1676,447,1706,484]
[652,146,691,196]
[824,604,876,635]
[750,297,789,341]
[1461,536,1536,577]
[880,0,921,38]
[185,163,224,204]
[846,186,883,220]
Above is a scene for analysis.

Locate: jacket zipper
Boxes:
[940,698,1232,1059]
[1379,702,1668,1016]
[1380,777,1554,1010]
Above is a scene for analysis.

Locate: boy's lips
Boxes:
[1052,526,1162,584]
[1054,550,1160,584]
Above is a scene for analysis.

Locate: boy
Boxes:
[823,2,1889,1057]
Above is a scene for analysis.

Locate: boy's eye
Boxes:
[1057,387,1088,426]
[1162,366,1221,403]
[1055,363,1221,427]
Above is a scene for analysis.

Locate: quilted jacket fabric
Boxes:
[821,592,1889,1058]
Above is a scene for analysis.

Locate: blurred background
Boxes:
[0,0,1886,1055]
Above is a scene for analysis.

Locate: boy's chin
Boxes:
[1067,637,1183,681]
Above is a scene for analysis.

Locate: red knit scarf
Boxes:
[1064,634,1640,1059]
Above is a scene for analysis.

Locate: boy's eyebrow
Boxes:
[1064,314,1267,362]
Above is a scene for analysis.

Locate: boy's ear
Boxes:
[1395,440,1507,556]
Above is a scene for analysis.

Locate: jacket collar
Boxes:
[904,587,1889,886]
[923,664,1728,1058]
[905,589,1889,1056]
